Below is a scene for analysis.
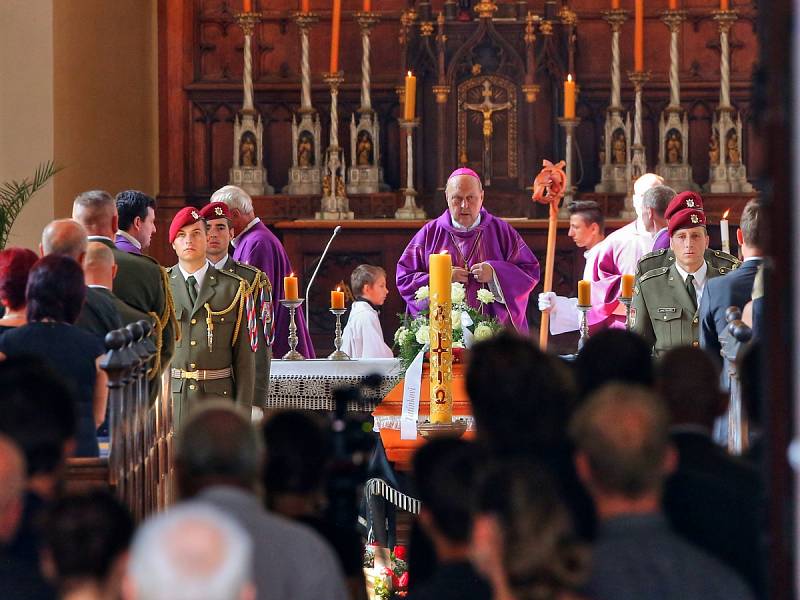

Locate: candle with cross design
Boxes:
[429,252,453,424]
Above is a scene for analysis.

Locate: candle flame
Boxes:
[567,73,573,82]
[407,70,413,77]
[722,209,730,219]
[289,272,294,277]
[439,250,448,255]
[336,286,341,292]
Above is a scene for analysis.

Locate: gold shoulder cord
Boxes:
[203,279,248,352]
[147,267,180,379]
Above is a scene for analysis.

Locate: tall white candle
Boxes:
[720,209,730,254]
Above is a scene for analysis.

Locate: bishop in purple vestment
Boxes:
[212,185,316,358]
[396,169,540,333]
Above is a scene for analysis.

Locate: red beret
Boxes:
[199,201,231,221]
[668,208,707,237]
[664,191,704,220]
[169,206,203,243]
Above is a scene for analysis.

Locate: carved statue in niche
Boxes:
[709,133,720,165]
[239,131,258,168]
[612,129,626,165]
[599,134,606,165]
[297,131,314,167]
[666,130,682,164]
[322,174,331,197]
[336,176,346,198]
[726,130,740,164]
[356,131,374,166]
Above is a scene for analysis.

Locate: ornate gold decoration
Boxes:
[457,76,518,181]
[473,0,498,20]
[559,6,578,27]
[471,63,482,75]
[420,21,434,37]
[539,19,554,36]
[522,83,540,103]
[524,12,538,45]
[712,9,738,33]
[432,85,450,104]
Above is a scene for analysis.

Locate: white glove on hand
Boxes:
[538,291,558,314]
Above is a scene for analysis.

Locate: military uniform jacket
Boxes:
[220,255,273,407]
[168,265,255,425]
[636,247,740,278]
[631,261,726,357]
[89,236,176,376]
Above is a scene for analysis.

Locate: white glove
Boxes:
[538,291,559,314]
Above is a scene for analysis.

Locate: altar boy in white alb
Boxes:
[341,265,393,359]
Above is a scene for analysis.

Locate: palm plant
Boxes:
[0,161,60,249]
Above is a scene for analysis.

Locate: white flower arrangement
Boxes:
[477,288,496,304]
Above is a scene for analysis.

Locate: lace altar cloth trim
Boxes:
[266,358,403,411]
[372,415,476,432]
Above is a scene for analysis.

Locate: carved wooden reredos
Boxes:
[158,1,758,208]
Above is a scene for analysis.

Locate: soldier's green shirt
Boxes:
[631,260,727,357]
[219,255,272,408]
[168,264,255,426]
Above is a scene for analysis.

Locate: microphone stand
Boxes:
[305,225,342,324]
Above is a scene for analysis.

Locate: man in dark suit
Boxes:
[700,199,764,368]
[658,347,765,597]
[40,219,122,340]
[83,242,150,327]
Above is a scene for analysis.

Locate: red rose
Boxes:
[398,572,409,588]
[390,571,400,588]
[393,545,407,561]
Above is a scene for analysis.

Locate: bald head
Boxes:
[0,434,26,543]
[83,241,117,288]
[72,190,118,238]
[41,219,88,261]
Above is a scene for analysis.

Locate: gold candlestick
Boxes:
[279,298,305,360]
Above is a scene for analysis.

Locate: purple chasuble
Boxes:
[232,220,316,358]
[396,209,540,332]
[652,228,670,251]
[115,234,141,255]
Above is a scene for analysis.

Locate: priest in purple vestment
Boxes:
[396,168,540,332]
[211,185,315,358]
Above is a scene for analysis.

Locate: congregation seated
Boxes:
[0,434,55,600]
[0,255,107,457]
[0,358,77,591]
[569,383,754,600]
[658,347,765,596]
[406,438,491,600]
[574,329,654,401]
[123,503,255,600]
[466,332,595,540]
[0,247,38,333]
[262,410,366,599]
[40,491,134,600]
[471,461,589,600]
[174,403,349,600]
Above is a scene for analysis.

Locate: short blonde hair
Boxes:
[350,264,386,296]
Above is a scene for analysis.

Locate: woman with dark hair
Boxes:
[0,247,39,332]
[471,462,589,600]
[0,255,107,457]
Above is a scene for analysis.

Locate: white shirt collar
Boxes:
[178,261,210,291]
[450,213,482,231]
[231,217,260,248]
[210,254,230,270]
[115,230,142,250]
[88,284,110,290]
[743,256,763,263]
[674,260,708,304]
[87,235,114,243]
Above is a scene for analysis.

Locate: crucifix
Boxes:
[463,80,512,186]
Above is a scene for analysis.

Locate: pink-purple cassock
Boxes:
[232,219,316,358]
[585,219,655,330]
[396,209,540,332]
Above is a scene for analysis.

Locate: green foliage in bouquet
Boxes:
[0,162,60,249]
[394,282,503,369]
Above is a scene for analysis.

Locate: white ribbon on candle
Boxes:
[460,311,474,348]
[400,346,427,440]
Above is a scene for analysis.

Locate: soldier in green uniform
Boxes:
[637,190,741,277]
[167,207,255,426]
[72,191,177,386]
[200,201,272,408]
[631,207,728,357]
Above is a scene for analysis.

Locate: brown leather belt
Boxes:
[171,367,232,381]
